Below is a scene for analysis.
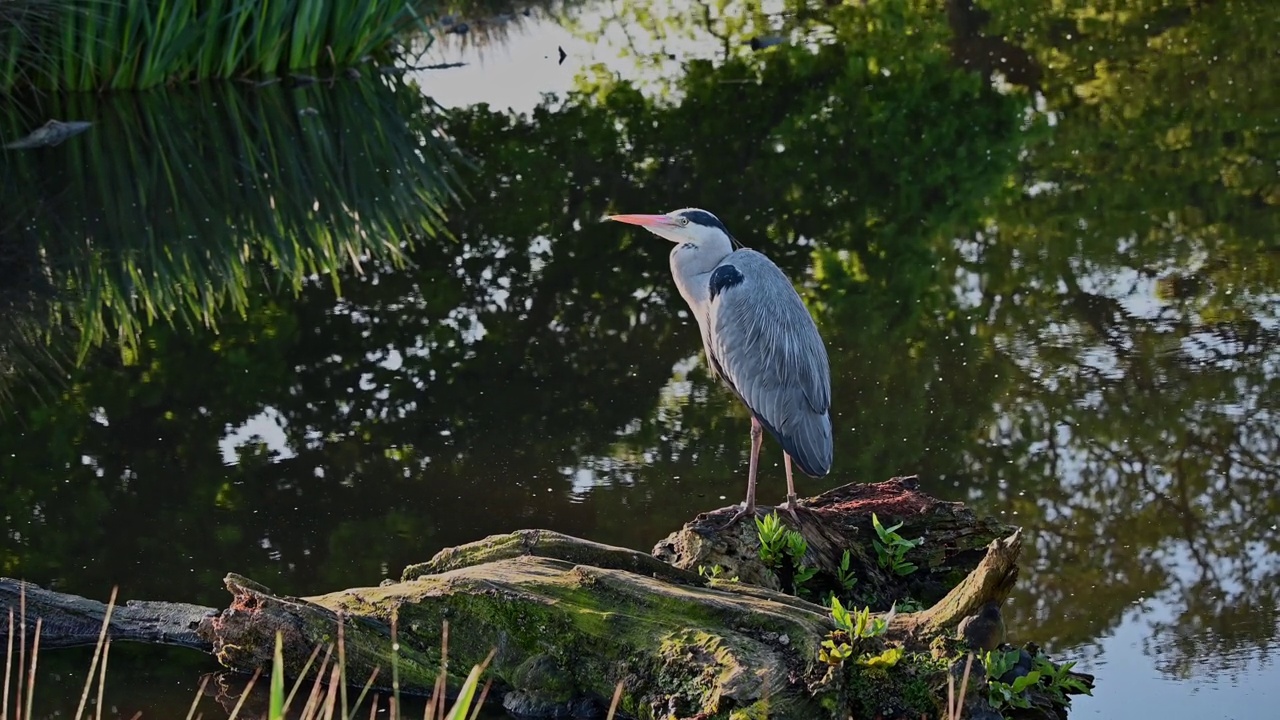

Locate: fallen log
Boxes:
[0,478,1092,719]
[0,580,213,651]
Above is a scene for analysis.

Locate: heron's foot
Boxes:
[778,494,801,524]
[719,503,757,530]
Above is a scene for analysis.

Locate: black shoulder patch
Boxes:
[709,264,744,301]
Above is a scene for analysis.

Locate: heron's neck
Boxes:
[669,238,732,314]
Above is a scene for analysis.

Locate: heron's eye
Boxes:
[678,217,690,227]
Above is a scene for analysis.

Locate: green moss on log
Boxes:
[842,654,949,719]
[209,555,836,718]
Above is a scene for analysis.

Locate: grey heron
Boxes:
[605,208,833,526]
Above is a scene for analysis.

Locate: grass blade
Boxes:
[18,584,25,720]
[73,586,117,720]
[93,638,110,720]
[184,674,210,720]
[444,650,495,720]
[283,642,324,714]
[606,681,624,720]
[4,609,14,720]
[225,667,262,720]
[23,617,42,720]
[269,631,285,720]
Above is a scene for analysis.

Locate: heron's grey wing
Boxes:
[706,255,833,477]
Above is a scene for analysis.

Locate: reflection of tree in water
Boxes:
[975,279,1280,666]
[936,0,1280,677]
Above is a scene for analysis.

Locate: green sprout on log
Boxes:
[872,513,924,576]
[1034,655,1093,703]
[976,648,1092,711]
[697,564,738,582]
[856,646,904,669]
[819,597,889,666]
[894,597,925,613]
[836,549,859,593]
[756,511,818,595]
[982,649,1039,711]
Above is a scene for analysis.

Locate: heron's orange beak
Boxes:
[604,213,677,228]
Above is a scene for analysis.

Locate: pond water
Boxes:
[1,1,1278,718]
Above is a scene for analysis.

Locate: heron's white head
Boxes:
[603,207,735,249]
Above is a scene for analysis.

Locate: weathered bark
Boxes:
[202,554,836,718]
[0,479,1090,719]
[0,578,214,650]
[656,476,1015,609]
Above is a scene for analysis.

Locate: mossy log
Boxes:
[0,478,1093,719]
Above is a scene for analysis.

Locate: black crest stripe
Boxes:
[675,209,729,233]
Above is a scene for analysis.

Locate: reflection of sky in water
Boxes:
[1068,601,1278,718]
[198,7,1280,718]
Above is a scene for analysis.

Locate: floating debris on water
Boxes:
[5,120,93,149]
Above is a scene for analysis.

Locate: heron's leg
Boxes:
[721,417,764,528]
[781,453,800,522]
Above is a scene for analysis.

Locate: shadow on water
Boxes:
[0,0,1278,717]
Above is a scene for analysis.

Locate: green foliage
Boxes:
[871,513,923,576]
[819,637,854,666]
[893,597,924,613]
[0,0,421,91]
[987,672,1041,711]
[856,646,904,669]
[696,564,737,582]
[269,631,285,719]
[982,648,1019,680]
[977,648,1059,707]
[754,511,817,595]
[821,597,891,666]
[755,512,788,566]
[1034,655,1093,703]
[836,549,859,594]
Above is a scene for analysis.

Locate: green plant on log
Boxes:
[819,596,888,666]
[756,511,789,565]
[755,511,818,595]
[821,550,865,613]
[836,549,859,594]
[894,596,924,613]
[1034,654,1092,704]
[697,564,738,582]
[981,648,1040,712]
[0,0,428,91]
[872,513,923,576]
[855,646,904,669]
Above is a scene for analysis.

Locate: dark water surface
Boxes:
[2,1,1279,718]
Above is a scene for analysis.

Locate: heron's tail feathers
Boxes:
[759,409,833,478]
